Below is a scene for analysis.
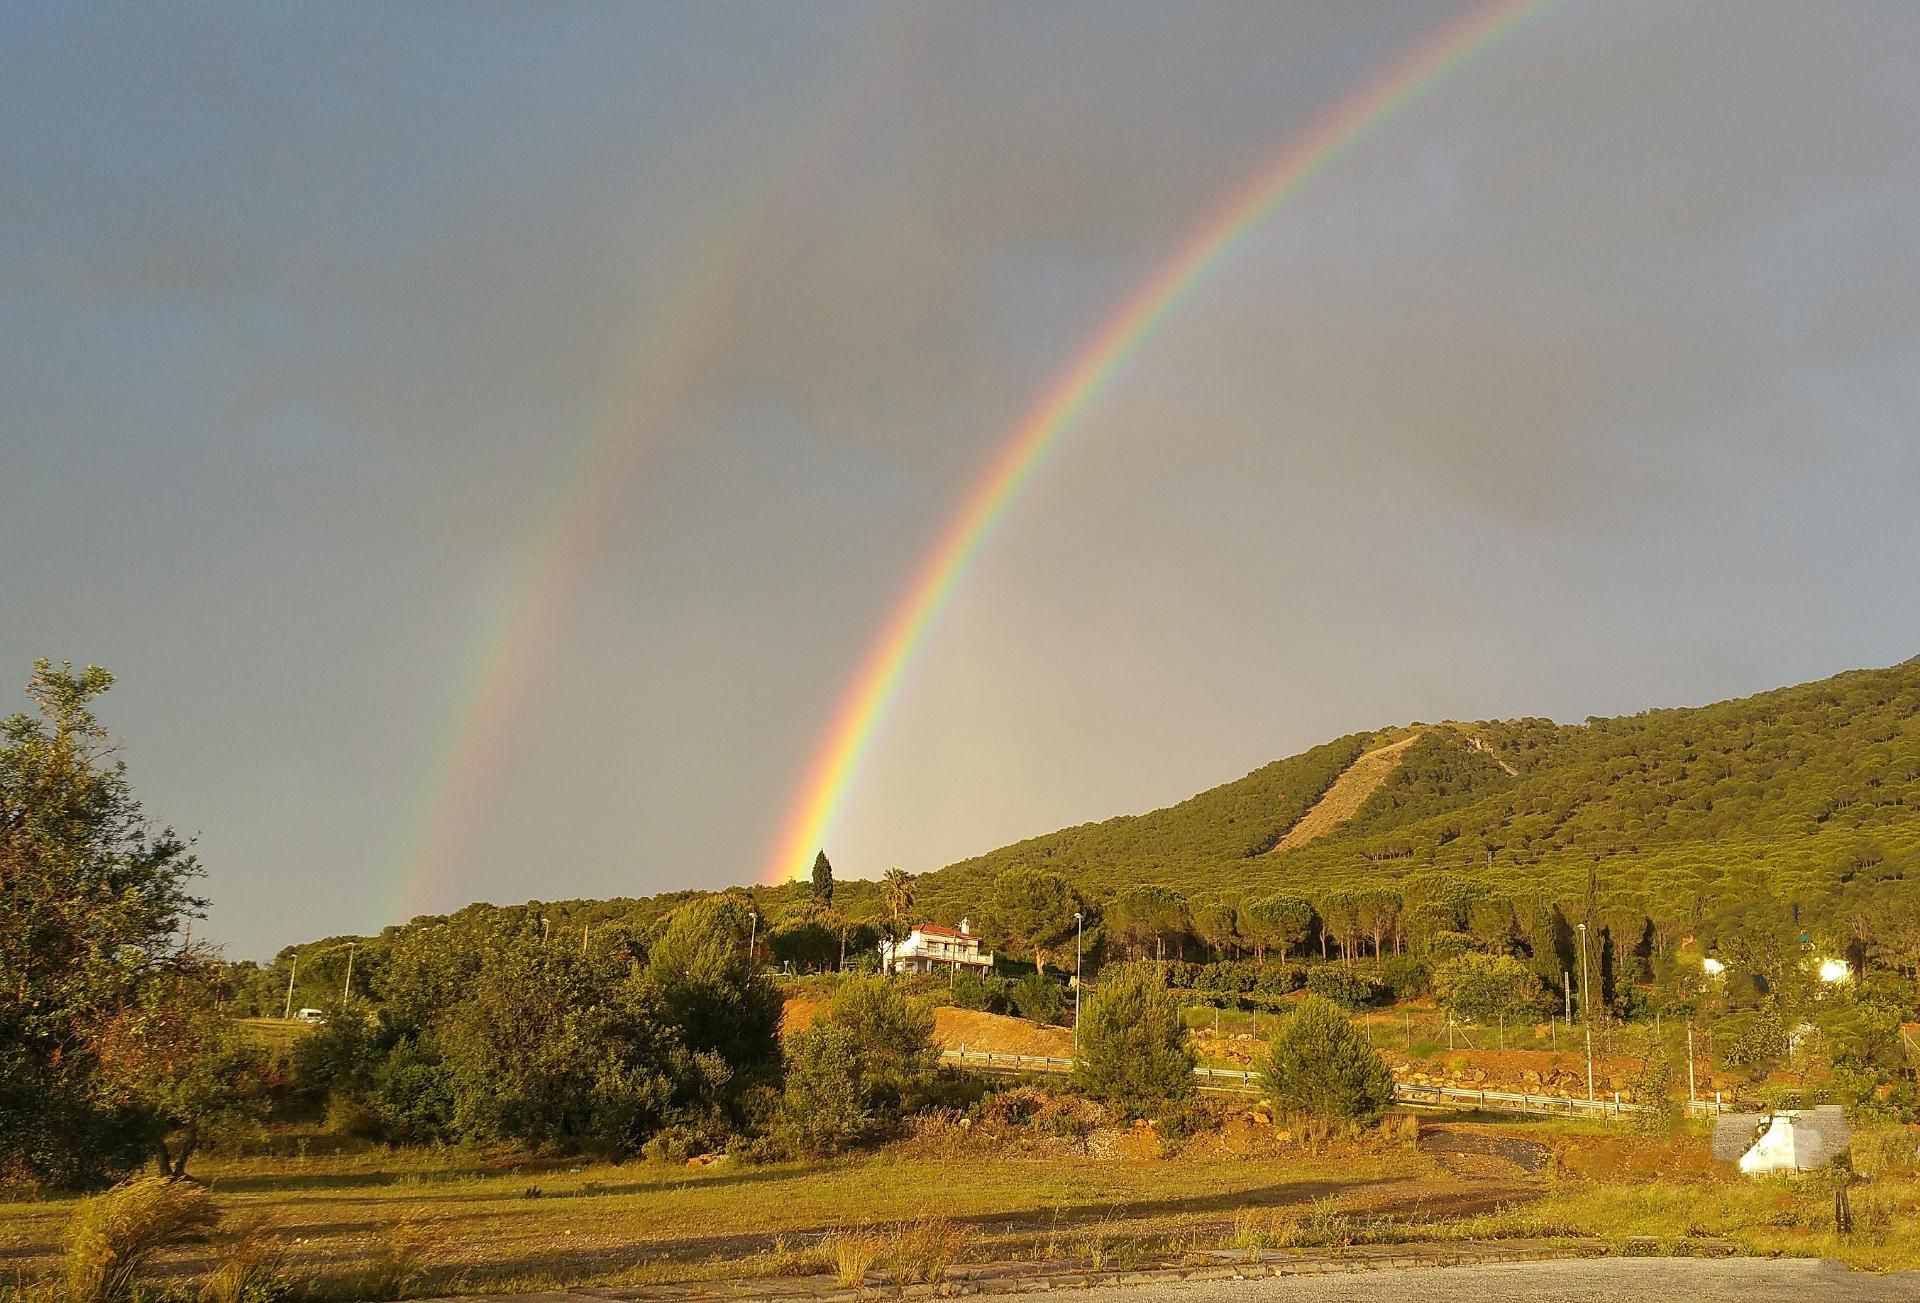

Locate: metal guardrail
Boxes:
[940,1047,1727,1119]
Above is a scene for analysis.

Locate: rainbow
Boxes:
[763,0,1551,885]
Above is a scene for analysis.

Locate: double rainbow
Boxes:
[762,0,1550,885]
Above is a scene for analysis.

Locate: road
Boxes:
[1066,1258,1916,1303]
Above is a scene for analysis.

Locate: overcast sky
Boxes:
[6,1,1919,959]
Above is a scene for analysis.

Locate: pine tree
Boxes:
[811,850,834,905]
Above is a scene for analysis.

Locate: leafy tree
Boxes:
[983,869,1084,973]
[780,976,937,1154]
[1010,973,1066,1026]
[1243,895,1314,962]
[1072,963,1195,1110]
[0,661,204,1188]
[1431,953,1548,1024]
[1304,964,1380,1009]
[1189,895,1239,958]
[1108,885,1189,960]
[438,939,687,1152]
[768,896,840,971]
[811,850,834,905]
[1261,995,1394,1123]
[646,896,782,1094]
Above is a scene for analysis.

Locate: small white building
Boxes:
[1712,1106,1851,1174]
[880,919,994,976]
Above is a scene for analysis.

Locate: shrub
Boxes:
[1261,995,1395,1124]
[1072,963,1196,1111]
[1376,955,1430,1000]
[781,977,938,1155]
[950,970,1011,1014]
[1431,953,1547,1024]
[1304,966,1380,1009]
[64,1176,219,1303]
[1010,973,1066,1026]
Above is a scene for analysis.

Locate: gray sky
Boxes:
[5,1,1919,958]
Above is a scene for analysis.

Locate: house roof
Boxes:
[913,923,975,940]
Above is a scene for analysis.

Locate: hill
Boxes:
[241,657,1920,1007]
[904,657,1920,956]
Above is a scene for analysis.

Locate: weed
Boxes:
[884,1218,970,1285]
[357,1212,448,1300]
[823,1228,884,1287]
[64,1177,220,1303]
[199,1212,291,1303]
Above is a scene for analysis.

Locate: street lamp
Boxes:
[1576,923,1593,1102]
[1072,912,1085,1054]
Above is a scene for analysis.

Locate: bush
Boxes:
[1375,956,1430,1000]
[1010,974,1066,1026]
[64,1176,219,1303]
[781,977,938,1155]
[1304,966,1381,1009]
[950,971,1012,1015]
[1431,953,1547,1024]
[1072,964,1196,1111]
[1261,995,1395,1124]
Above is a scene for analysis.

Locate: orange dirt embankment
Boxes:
[1270,732,1422,853]
[781,996,1073,1058]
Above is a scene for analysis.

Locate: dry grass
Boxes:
[64,1177,221,1303]
[356,1210,449,1300]
[1271,733,1422,853]
[198,1211,291,1303]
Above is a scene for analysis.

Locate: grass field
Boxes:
[5,1117,1916,1298]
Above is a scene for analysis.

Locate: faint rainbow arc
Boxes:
[762,0,1551,885]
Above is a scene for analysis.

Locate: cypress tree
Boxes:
[811,850,834,905]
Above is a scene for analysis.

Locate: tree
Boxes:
[1261,995,1394,1123]
[438,940,687,1153]
[881,867,916,945]
[982,869,1083,973]
[781,976,937,1155]
[646,897,782,1096]
[1108,885,1189,960]
[811,850,834,905]
[1431,953,1547,1025]
[768,896,840,971]
[1189,895,1239,959]
[1244,895,1314,962]
[0,662,205,1188]
[1071,963,1195,1111]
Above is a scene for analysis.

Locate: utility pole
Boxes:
[282,953,299,1020]
[1578,924,1594,1102]
[581,923,591,957]
[1687,1023,1697,1106]
[1564,971,1573,1022]
[747,911,757,967]
[341,943,356,1004]
[1072,912,1084,1053]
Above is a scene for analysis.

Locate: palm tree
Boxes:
[882,867,916,946]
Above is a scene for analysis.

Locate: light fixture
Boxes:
[1701,956,1725,977]
[1817,958,1850,984]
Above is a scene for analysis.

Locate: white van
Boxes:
[294,1008,326,1025]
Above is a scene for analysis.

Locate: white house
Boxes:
[880,918,994,976]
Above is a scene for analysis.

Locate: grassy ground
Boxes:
[5,1116,1914,1298]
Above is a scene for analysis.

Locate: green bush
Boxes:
[1431,952,1547,1024]
[1375,956,1430,999]
[1261,995,1395,1124]
[950,971,1013,1015]
[780,977,939,1155]
[1071,963,1196,1111]
[1303,965,1381,1009]
[1010,973,1066,1026]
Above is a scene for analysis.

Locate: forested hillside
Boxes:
[243,658,1920,1010]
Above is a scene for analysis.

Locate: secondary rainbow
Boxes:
[763,0,1551,885]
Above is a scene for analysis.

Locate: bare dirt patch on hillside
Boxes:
[1271,733,1423,853]
[782,996,1072,1058]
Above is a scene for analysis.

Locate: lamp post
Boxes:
[1577,923,1594,1101]
[1072,911,1084,1054]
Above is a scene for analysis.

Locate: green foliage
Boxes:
[438,940,687,1152]
[1303,965,1381,1009]
[1261,995,1395,1124]
[1107,884,1190,959]
[949,970,1013,1015]
[781,977,938,1155]
[646,895,782,1092]
[1431,953,1549,1024]
[1242,895,1315,962]
[768,896,841,971]
[981,869,1085,972]
[811,850,834,905]
[1071,963,1195,1111]
[0,661,206,1189]
[1009,973,1066,1026]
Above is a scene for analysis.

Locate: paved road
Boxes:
[1067,1258,1918,1303]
